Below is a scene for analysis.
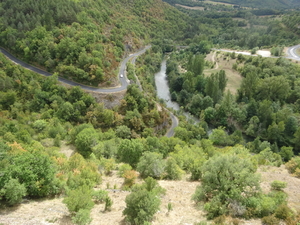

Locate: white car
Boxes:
[120,74,123,78]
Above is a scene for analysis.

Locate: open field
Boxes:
[204,51,243,95]
[175,4,205,11]
[204,0,236,6]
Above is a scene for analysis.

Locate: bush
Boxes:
[2,178,26,206]
[137,152,165,179]
[192,154,260,219]
[100,158,115,175]
[270,180,287,191]
[164,157,184,180]
[71,209,92,225]
[123,189,160,225]
[285,157,300,174]
[123,170,138,188]
[63,185,94,214]
[105,197,113,211]
[275,204,294,220]
[92,190,108,204]
[117,163,132,177]
[261,215,280,225]
[213,215,226,225]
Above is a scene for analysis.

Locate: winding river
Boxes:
[155,60,180,110]
[155,59,199,124]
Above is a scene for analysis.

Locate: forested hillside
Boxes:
[0,0,190,86]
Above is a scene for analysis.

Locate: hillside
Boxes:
[0,0,189,86]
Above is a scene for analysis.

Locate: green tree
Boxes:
[117,139,144,168]
[192,154,260,219]
[137,152,165,179]
[75,128,99,158]
[123,181,161,225]
[3,151,57,197]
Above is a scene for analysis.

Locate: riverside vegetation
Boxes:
[1,0,300,224]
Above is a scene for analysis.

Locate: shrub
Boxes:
[213,215,226,225]
[123,189,160,225]
[63,185,94,214]
[2,178,26,206]
[231,218,240,225]
[105,197,113,211]
[270,181,287,191]
[75,128,99,158]
[100,158,115,175]
[285,157,300,174]
[164,157,184,180]
[261,215,280,225]
[192,154,260,219]
[117,163,132,177]
[123,170,138,188]
[92,190,108,204]
[137,152,165,179]
[275,204,294,220]
[71,209,92,225]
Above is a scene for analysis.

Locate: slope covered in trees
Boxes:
[0,0,190,86]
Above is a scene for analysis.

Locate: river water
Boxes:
[154,59,199,123]
[154,60,180,110]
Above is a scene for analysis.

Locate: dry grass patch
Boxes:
[175,4,205,10]
[204,51,243,95]
[258,165,300,212]
[2,166,300,225]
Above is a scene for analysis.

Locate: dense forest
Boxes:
[1,0,300,224]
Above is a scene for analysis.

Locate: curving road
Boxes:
[213,44,300,61]
[0,45,179,136]
[0,46,150,93]
[165,111,179,138]
[286,45,300,61]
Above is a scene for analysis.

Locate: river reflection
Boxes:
[154,59,199,123]
[154,60,181,110]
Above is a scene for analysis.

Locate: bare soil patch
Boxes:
[60,142,76,159]
[87,90,126,109]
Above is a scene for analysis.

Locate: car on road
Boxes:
[120,74,123,78]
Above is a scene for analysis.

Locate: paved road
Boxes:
[0,46,150,93]
[213,45,300,61]
[165,111,179,138]
[286,45,300,61]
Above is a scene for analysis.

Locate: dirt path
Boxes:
[206,51,219,70]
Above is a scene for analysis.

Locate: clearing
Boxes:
[204,51,243,95]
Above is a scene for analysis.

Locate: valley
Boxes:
[1,0,300,225]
